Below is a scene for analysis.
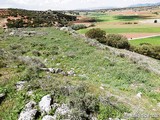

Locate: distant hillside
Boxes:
[129,2,160,7]
[0,8,76,28]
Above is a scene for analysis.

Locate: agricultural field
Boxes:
[76,9,160,40]
[130,36,160,46]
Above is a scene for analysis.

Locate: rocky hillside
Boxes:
[0,27,160,120]
[0,8,76,28]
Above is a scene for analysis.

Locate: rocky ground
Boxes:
[0,27,160,120]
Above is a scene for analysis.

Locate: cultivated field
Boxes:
[130,36,160,46]
[76,8,160,40]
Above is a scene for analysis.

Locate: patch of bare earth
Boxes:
[120,33,160,39]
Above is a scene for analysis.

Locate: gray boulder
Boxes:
[39,94,52,115]
[53,104,71,119]
[60,27,72,32]
[18,101,37,120]
[42,115,56,120]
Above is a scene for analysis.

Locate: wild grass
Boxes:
[0,27,160,119]
[0,28,3,34]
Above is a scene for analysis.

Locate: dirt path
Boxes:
[120,33,160,40]
[128,34,160,40]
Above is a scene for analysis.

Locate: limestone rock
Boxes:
[136,92,142,99]
[39,94,52,115]
[18,101,37,120]
[42,115,55,120]
[53,104,71,119]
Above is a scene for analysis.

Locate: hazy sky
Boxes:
[0,0,159,10]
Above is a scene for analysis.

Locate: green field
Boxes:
[78,27,160,34]
[78,12,160,34]
[86,12,148,22]
[1,27,160,119]
[129,36,160,46]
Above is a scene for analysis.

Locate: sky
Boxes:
[0,0,159,10]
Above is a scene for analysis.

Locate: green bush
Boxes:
[105,34,130,49]
[85,28,106,40]
[71,24,87,30]
[133,45,160,60]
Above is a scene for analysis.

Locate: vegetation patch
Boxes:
[0,27,160,119]
[129,36,160,46]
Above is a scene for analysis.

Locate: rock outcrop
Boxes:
[18,101,37,120]
[39,94,52,115]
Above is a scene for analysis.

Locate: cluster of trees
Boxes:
[6,8,77,28]
[85,28,160,60]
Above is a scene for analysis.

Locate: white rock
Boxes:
[91,117,98,120]
[26,91,34,96]
[16,81,27,91]
[39,94,52,115]
[136,92,142,99]
[60,27,72,32]
[9,31,15,36]
[53,104,71,119]
[67,70,75,76]
[42,115,56,120]
[100,86,104,90]
[48,68,55,73]
[18,109,37,120]
[18,101,37,120]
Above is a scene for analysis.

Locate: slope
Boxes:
[0,27,160,119]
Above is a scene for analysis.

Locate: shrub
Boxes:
[71,24,87,30]
[133,45,160,60]
[85,28,106,40]
[139,43,152,46]
[105,34,130,49]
